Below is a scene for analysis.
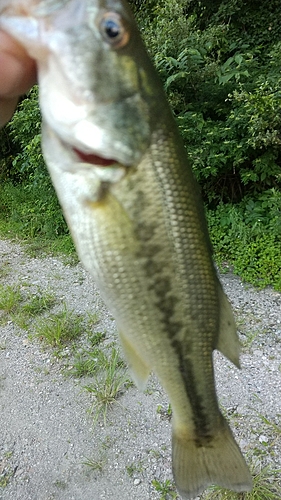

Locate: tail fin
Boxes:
[172,420,252,499]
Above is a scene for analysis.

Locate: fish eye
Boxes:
[99,12,130,49]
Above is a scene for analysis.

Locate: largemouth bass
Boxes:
[0,1,252,497]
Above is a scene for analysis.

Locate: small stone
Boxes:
[259,434,268,443]
[134,478,141,486]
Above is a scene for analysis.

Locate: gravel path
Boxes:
[0,239,280,500]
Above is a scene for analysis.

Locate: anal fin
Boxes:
[118,330,150,391]
[216,284,241,368]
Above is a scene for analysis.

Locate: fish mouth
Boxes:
[72,147,118,167]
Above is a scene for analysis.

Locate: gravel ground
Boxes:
[0,238,280,500]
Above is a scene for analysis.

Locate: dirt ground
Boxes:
[0,239,280,500]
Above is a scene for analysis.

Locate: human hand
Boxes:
[0,30,36,127]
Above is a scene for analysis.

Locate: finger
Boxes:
[0,31,37,97]
[0,96,19,127]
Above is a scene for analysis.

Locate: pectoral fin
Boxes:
[118,330,151,391]
[216,284,241,368]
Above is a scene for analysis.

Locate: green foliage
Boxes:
[84,347,128,424]
[151,478,179,499]
[207,189,281,290]
[0,182,67,238]
[0,87,69,244]
[5,87,44,185]
[35,307,85,347]
[0,284,22,315]
[0,283,57,328]
[82,455,106,472]
[136,0,281,203]
[0,451,14,488]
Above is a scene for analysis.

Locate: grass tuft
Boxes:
[36,306,85,347]
[202,463,281,499]
[83,455,106,472]
[0,283,57,328]
[21,292,56,317]
[0,284,22,315]
[84,347,128,424]
[152,479,179,499]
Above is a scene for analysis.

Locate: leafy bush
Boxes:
[0,182,67,239]
[178,72,281,202]
[134,0,281,203]
[207,189,281,290]
[6,86,46,186]
[0,87,69,243]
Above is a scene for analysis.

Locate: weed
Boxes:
[126,460,144,477]
[0,472,12,488]
[157,403,173,420]
[152,479,179,499]
[12,289,57,329]
[21,291,56,317]
[0,262,12,279]
[36,306,85,347]
[259,415,281,436]
[240,329,260,350]
[88,330,106,347]
[126,464,136,477]
[53,479,67,490]
[0,284,57,328]
[202,463,281,499]
[0,452,14,488]
[84,348,128,424]
[70,348,102,378]
[83,456,106,472]
[149,449,162,459]
[0,284,22,315]
[86,311,100,327]
[101,436,113,450]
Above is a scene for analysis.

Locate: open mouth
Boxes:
[73,148,118,167]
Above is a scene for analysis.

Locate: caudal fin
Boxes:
[172,420,252,499]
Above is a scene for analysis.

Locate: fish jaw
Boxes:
[42,124,127,194]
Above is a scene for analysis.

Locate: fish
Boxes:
[0,1,253,498]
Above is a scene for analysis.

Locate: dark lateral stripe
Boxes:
[171,338,213,445]
[134,217,213,443]
[151,275,213,444]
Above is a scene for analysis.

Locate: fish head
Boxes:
[0,0,164,173]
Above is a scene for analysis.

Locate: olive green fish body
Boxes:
[0,0,252,497]
[43,118,250,498]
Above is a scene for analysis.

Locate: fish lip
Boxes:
[56,134,122,169]
[50,132,129,183]
[72,147,119,167]
[46,117,135,168]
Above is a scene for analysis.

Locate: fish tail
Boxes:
[172,420,252,499]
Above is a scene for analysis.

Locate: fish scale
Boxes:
[0,0,253,498]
